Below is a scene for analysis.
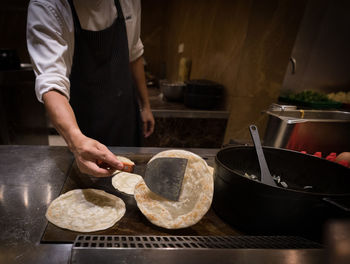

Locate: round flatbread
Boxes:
[46,189,125,232]
[116,156,134,166]
[112,172,143,195]
[208,166,214,175]
[134,150,213,229]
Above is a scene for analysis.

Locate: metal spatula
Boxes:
[249,125,277,187]
[144,157,188,201]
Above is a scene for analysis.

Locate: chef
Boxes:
[27,0,155,177]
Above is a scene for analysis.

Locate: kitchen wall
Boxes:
[282,0,350,94]
[142,0,307,143]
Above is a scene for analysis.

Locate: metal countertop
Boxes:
[0,145,326,264]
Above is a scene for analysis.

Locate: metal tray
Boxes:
[263,110,350,154]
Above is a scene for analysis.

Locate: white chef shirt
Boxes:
[27,0,144,103]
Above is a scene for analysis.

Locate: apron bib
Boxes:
[68,0,142,146]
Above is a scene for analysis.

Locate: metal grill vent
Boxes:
[73,235,322,249]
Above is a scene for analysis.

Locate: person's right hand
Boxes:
[71,134,124,177]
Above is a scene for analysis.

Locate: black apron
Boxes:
[68,0,142,146]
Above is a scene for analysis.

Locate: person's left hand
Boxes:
[140,107,155,138]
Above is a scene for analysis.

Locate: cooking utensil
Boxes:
[144,157,188,201]
[184,93,222,109]
[160,81,186,102]
[184,79,223,109]
[263,109,350,154]
[268,103,297,111]
[97,160,134,173]
[213,145,350,240]
[249,125,277,187]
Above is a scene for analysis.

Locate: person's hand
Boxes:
[140,107,155,138]
[71,134,124,177]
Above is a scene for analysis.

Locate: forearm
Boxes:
[42,90,83,151]
[130,56,150,110]
[130,56,155,138]
[42,90,124,176]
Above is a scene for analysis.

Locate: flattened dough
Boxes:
[112,172,143,195]
[115,156,134,166]
[208,166,214,175]
[46,189,125,232]
[134,150,213,229]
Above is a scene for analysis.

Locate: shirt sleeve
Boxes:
[27,0,72,103]
[129,0,144,62]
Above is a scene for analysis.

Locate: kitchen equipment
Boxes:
[144,157,188,201]
[263,109,350,154]
[213,145,350,240]
[249,125,277,187]
[160,81,186,102]
[70,235,322,264]
[268,103,297,111]
[184,79,223,109]
[97,160,134,172]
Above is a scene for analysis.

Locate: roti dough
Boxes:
[46,189,125,232]
[208,166,214,175]
[112,172,143,195]
[115,156,134,166]
[134,150,213,229]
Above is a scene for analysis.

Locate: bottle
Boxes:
[178,57,192,82]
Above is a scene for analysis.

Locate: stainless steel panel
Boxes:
[266,110,350,122]
[70,248,324,264]
[72,235,322,249]
[263,110,350,153]
[70,235,323,264]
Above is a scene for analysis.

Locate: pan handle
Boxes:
[323,197,350,212]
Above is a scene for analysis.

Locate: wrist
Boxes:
[66,129,85,153]
[140,100,151,110]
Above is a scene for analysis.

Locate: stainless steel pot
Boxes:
[184,79,223,109]
[263,109,350,154]
[160,81,186,102]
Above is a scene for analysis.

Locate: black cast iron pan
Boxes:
[213,146,350,241]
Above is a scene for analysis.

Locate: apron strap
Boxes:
[68,0,124,30]
[67,0,82,31]
[114,0,125,20]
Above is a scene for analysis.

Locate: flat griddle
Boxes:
[41,153,240,243]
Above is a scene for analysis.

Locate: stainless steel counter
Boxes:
[0,145,326,264]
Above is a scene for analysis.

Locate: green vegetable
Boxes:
[288,90,334,103]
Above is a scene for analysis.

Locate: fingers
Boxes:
[73,138,124,177]
[143,120,148,138]
[80,162,116,178]
[99,153,124,171]
[89,142,124,170]
[76,156,113,177]
[144,120,154,138]
[140,109,155,138]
